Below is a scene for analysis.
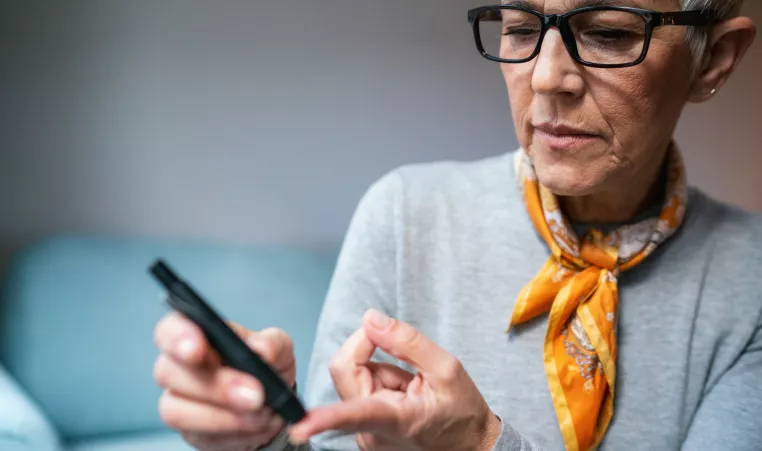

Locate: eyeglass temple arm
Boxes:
[659,10,718,26]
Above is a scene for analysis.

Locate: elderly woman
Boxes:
[152,1,759,450]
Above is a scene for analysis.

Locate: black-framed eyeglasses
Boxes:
[467,5,719,68]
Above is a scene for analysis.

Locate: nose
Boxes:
[531,29,585,98]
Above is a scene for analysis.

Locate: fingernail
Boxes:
[367,309,391,330]
[175,338,197,360]
[231,385,264,410]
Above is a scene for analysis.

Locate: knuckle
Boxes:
[153,355,172,387]
[395,322,418,346]
[328,356,349,380]
[328,358,341,378]
[153,314,175,350]
[441,357,464,383]
[391,323,423,358]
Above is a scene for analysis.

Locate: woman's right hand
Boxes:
[153,312,297,450]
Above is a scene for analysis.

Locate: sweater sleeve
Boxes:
[680,317,762,450]
[486,415,544,451]
[261,170,550,451]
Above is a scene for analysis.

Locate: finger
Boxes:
[154,354,267,412]
[362,309,461,384]
[332,327,376,368]
[288,395,403,444]
[329,328,376,399]
[227,320,253,339]
[366,362,415,392]
[154,312,214,366]
[159,390,278,434]
[246,328,295,374]
[181,421,284,450]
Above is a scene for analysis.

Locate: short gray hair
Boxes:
[682,0,744,62]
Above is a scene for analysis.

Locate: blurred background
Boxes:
[1,0,760,274]
[0,2,759,449]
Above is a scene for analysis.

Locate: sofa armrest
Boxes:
[0,365,62,451]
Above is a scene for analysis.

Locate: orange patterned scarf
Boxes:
[509,145,688,451]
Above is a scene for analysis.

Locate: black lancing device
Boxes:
[149,259,306,423]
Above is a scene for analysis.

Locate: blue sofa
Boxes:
[0,236,338,450]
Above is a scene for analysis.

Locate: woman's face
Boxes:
[503,0,695,196]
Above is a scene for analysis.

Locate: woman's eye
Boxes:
[503,27,540,37]
[586,28,632,41]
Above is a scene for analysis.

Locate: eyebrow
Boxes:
[570,0,645,7]
[500,0,647,10]
[500,0,538,8]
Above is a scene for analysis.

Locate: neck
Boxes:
[559,149,669,224]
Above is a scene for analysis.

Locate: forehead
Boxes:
[499,0,681,12]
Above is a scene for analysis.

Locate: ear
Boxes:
[687,16,756,103]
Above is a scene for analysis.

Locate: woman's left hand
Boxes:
[288,309,502,451]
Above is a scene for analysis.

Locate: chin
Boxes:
[530,150,609,197]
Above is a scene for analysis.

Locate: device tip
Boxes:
[150,259,180,287]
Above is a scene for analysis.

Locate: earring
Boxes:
[710,88,717,96]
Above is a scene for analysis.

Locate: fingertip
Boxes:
[173,332,209,365]
[228,376,265,411]
[363,309,393,332]
[362,308,375,322]
[247,330,291,369]
[175,336,197,358]
[156,312,199,348]
[287,423,310,445]
[246,333,268,354]
[287,435,305,446]
[163,314,211,364]
[287,411,320,442]
[154,313,178,349]
[361,311,396,355]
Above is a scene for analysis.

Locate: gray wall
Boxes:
[1,1,760,271]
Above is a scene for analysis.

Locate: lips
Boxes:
[532,122,602,151]
[533,123,598,137]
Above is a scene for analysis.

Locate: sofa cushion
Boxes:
[0,235,336,442]
[0,365,62,451]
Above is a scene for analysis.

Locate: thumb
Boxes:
[362,309,458,382]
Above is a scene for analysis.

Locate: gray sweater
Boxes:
[267,151,762,450]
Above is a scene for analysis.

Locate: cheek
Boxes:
[597,71,651,143]
[593,74,676,169]
[597,49,692,155]
[501,65,534,145]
